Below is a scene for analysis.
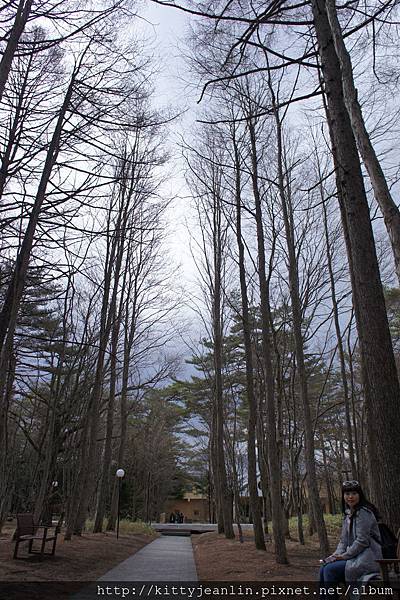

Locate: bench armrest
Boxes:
[376,559,400,564]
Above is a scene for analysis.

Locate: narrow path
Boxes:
[98,535,198,581]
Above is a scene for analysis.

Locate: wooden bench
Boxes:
[13,513,59,560]
[375,528,400,598]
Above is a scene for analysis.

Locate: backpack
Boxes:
[377,523,398,559]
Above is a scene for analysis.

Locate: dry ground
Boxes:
[0,522,156,583]
[192,530,329,581]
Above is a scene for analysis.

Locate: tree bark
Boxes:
[247,117,288,564]
[320,191,357,478]
[232,132,266,550]
[69,190,126,535]
[0,0,34,104]
[267,81,329,555]
[325,0,400,284]
[106,274,136,531]
[0,73,75,355]
[212,190,235,540]
[312,0,400,534]
[93,308,120,533]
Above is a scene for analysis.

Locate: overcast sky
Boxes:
[140,2,192,107]
[136,2,202,296]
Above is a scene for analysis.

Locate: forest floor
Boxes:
[0,518,342,584]
[0,521,157,582]
[192,518,342,581]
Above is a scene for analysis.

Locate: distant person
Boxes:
[179,512,184,524]
[319,480,382,599]
[175,510,180,523]
[169,512,176,523]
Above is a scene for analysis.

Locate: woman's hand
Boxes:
[323,555,337,563]
[323,554,344,563]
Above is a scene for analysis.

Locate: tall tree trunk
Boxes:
[0,73,75,355]
[33,381,57,525]
[320,435,335,515]
[320,191,357,478]
[106,233,139,531]
[64,412,91,540]
[346,320,361,472]
[289,402,305,544]
[213,197,235,540]
[256,370,270,535]
[69,195,124,535]
[93,311,119,533]
[232,132,265,550]
[0,0,33,104]
[0,44,35,203]
[247,117,288,564]
[0,340,16,529]
[325,0,400,284]
[312,0,400,534]
[34,281,71,525]
[268,82,329,555]
[210,404,223,533]
[230,399,244,543]
[106,323,131,531]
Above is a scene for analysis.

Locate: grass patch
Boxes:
[84,518,157,536]
[286,513,342,539]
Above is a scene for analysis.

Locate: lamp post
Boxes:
[116,469,125,539]
[44,481,59,526]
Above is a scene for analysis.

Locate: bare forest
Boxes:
[1,0,400,565]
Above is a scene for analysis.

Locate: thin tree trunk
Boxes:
[210,404,223,533]
[346,319,361,472]
[106,322,131,531]
[268,83,329,555]
[320,193,357,478]
[106,232,140,531]
[0,73,75,355]
[93,311,120,533]
[230,396,244,543]
[213,204,235,540]
[232,132,265,550]
[256,375,270,536]
[70,194,124,535]
[247,117,288,564]
[320,435,335,515]
[33,381,56,525]
[0,340,16,529]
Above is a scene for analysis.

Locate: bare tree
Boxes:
[325,0,400,284]
[186,129,235,539]
[312,0,400,531]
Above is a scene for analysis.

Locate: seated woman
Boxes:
[319,480,382,597]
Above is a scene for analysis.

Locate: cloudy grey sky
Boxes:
[137,2,202,290]
[141,2,192,106]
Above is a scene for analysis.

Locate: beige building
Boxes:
[163,490,210,523]
[161,484,333,524]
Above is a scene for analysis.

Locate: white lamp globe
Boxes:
[116,468,125,478]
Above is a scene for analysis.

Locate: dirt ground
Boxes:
[0,522,156,583]
[1,520,335,587]
[192,530,326,581]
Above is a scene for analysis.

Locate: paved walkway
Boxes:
[73,536,197,598]
[98,535,198,581]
